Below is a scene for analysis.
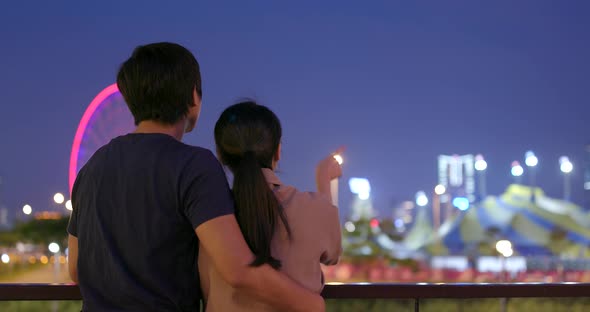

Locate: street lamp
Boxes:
[53,193,65,205]
[1,253,9,264]
[48,242,61,282]
[434,184,446,196]
[415,191,428,207]
[65,200,73,211]
[475,154,488,171]
[22,204,32,215]
[48,242,60,254]
[474,154,487,199]
[525,151,538,202]
[559,156,573,201]
[495,240,513,257]
[511,161,524,184]
[415,191,429,233]
[344,221,356,233]
[432,185,446,232]
[496,240,513,283]
[525,151,538,167]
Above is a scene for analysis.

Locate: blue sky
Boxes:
[1,1,589,221]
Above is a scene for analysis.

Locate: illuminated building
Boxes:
[438,154,476,203]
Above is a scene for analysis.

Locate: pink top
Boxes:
[198,168,342,311]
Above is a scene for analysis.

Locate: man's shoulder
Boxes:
[175,145,224,183]
[180,144,218,166]
[126,134,217,165]
[137,134,212,157]
[179,143,213,156]
[83,136,219,176]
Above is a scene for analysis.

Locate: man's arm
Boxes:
[67,234,79,284]
[67,165,84,285]
[196,214,325,312]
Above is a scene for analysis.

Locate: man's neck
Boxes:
[134,120,186,141]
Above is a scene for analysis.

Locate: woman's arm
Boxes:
[315,151,344,265]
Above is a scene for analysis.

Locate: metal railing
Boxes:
[1,283,590,311]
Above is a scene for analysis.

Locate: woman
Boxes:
[199,101,342,311]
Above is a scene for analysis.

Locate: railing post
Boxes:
[415,298,419,312]
[500,297,508,312]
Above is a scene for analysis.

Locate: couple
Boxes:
[66,42,342,311]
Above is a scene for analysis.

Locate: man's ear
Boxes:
[185,88,201,133]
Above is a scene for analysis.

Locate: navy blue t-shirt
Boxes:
[67,133,234,311]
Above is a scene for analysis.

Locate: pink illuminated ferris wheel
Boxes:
[68,84,135,194]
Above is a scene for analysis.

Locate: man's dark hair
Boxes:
[116,42,202,125]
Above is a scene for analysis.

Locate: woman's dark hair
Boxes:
[116,42,202,125]
[214,101,291,269]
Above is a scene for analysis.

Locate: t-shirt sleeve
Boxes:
[67,166,85,237]
[182,150,235,230]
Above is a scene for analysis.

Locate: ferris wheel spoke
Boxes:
[70,84,135,193]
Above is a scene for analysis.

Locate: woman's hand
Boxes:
[316,147,344,198]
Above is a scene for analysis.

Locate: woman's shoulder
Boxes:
[277,185,337,215]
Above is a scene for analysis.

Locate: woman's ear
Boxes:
[272,143,281,170]
[215,146,224,164]
[275,143,281,162]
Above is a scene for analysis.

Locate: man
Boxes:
[67,42,324,311]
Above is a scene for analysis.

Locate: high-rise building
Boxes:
[348,178,375,221]
[585,145,590,191]
[438,154,476,203]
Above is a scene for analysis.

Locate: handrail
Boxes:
[0,284,81,301]
[1,283,590,301]
[321,283,590,299]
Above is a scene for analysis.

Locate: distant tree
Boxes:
[0,231,19,246]
[11,217,69,247]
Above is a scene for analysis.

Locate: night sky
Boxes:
[1,1,589,222]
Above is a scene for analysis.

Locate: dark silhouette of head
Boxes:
[117,42,202,130]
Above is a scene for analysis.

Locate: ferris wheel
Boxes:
[68,84,134,193]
